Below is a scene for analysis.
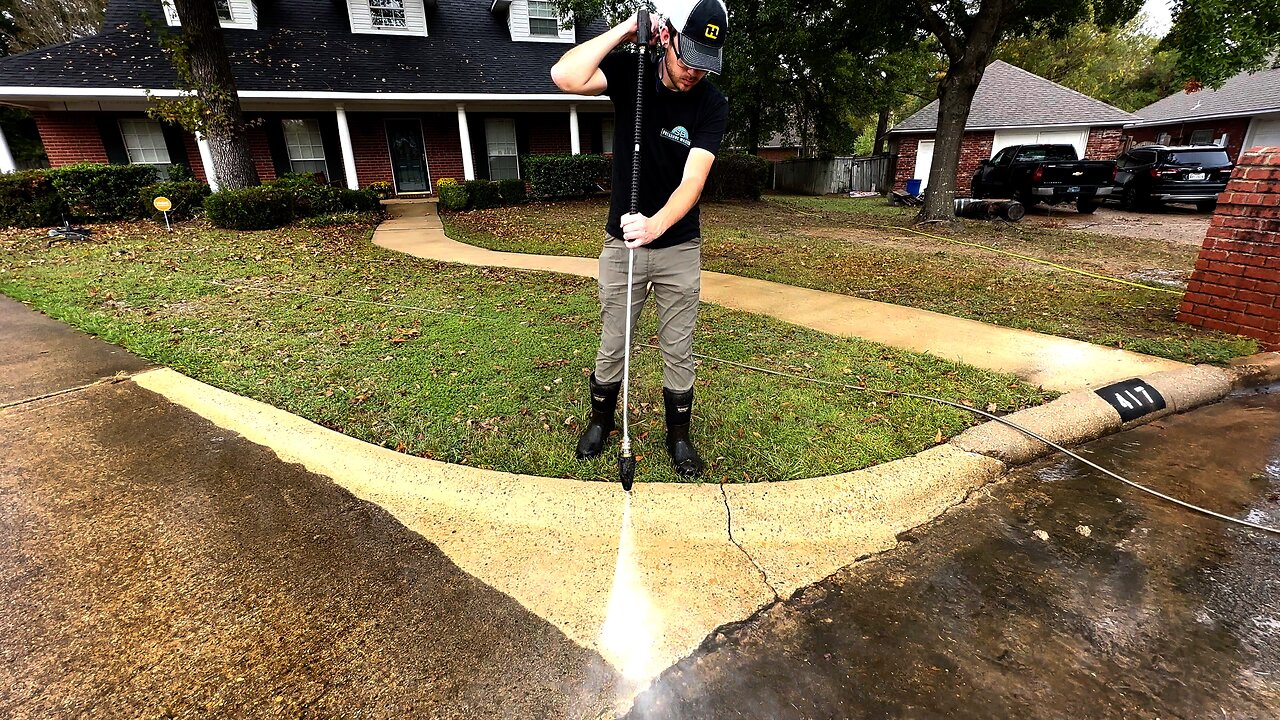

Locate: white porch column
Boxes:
[569,104,581,155]
[457,103,475,181]
[195,132,218,192]
[0,124,16,173]
[335,105,360,190]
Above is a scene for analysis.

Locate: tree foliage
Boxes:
[0,0,103,54]
[1163,0,1280,87]
[994,16,1179,112]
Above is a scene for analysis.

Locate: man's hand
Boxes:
[621,212,666,248]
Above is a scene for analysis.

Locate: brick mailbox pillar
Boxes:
[1178,147,1280,350]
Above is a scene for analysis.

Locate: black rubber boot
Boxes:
[576,373,621,460]
[663,387,705,479]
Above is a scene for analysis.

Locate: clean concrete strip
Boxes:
[373,202,1186,392]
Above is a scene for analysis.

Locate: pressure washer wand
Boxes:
[618,9,650,493]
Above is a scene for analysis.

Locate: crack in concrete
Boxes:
[719,484,780,602]
[0,374,134,411]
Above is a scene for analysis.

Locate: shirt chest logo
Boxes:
[660,126,691,147]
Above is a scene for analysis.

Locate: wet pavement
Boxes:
[0,303,619,718]
[629,387,1280,719]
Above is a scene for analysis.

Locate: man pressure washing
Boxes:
[551,0,729,481]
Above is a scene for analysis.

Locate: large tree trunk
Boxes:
[917,60,984,222]
[872,106,889,156]
[172,0,259,189]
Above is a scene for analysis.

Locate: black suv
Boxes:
[1113,145,1234,212]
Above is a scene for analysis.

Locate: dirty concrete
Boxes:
[0,380,622,719]
[629,387,1280,719]
[0,295,150,405]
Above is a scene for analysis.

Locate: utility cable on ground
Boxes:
[201,278,1278,537]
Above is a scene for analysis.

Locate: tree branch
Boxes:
[914,0,962,60]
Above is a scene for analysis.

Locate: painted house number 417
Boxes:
[1113,385,1155,411]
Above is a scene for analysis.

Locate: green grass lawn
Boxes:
[0,219,1053,484]
[443,195,1256,365]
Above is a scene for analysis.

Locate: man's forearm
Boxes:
[651,177,707,237]
[550,19,634,94]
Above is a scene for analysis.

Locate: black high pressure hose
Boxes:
[618,9,649,493]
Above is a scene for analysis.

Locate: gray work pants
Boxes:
[594,234,701,392]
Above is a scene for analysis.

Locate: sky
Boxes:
[1141,0,1174,37]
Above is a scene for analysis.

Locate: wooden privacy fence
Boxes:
[773,155,891,195]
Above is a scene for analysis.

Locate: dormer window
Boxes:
[161,0,257,30]
[347,0,427,36]
[502,0,573,43]
[370,0,407,28]
[527,0,559,36]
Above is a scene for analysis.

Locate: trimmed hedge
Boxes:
[140,181,211,221]
[464,179,502,210]
[266,173,379,217]
[704,153,770,201]
[524,154,609,199]
[0,170,67,228]
[48,162,158,220]
[497,178,527,205]
[436,178,467,211]
[298,211,382,228]
[204,186,294,230]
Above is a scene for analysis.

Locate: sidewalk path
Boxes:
[374,200,1186,392]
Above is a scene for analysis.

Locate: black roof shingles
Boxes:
[0,0,607,95]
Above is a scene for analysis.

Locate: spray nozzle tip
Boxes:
[619,454,636,492]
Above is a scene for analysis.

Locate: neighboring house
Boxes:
[755,131,801,162]
[886,60,1136,194]
[1126,67,1280,162]
[0,0,612,193]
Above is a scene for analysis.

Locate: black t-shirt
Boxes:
[600,50,728,248]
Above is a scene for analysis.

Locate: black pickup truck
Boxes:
[970,144,1116,213]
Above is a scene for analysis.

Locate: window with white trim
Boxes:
[1189,129,1214,145]
[601,117,614,154]
[118,119,172,177]
[282,119,329,180]
[486,118,519,181]
[215,0,233,21]
[527,0,559,36]
[369,0,407,28]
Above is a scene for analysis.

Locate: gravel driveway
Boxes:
[1020,203,1212,246]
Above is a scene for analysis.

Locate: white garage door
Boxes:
[913,139,935,189]
[1246,117,1280,155]
[991,128,1090,159]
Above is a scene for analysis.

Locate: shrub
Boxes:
[48,162,157,220]
[204,186,294,230]
[335,188,380,213]
[704,153,770,201]
[524,154,609,199]
[464,179,502,210]
[297,211,382,228]
[139,181,211,221]
[267,172,340,217]
[165,163,197,182]
[436,178,468,211]
[365,180,394,199]
[0,170,68,228]
[497,178,527,205]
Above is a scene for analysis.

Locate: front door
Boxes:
[385,119,430,193]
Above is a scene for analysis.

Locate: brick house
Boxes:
[886,61,1136,195]
[0,0,613,193]
[1126,67,1280,163]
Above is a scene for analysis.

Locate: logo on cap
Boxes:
[704,24,720,40]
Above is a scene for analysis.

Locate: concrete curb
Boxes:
[952,352,1278,471]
